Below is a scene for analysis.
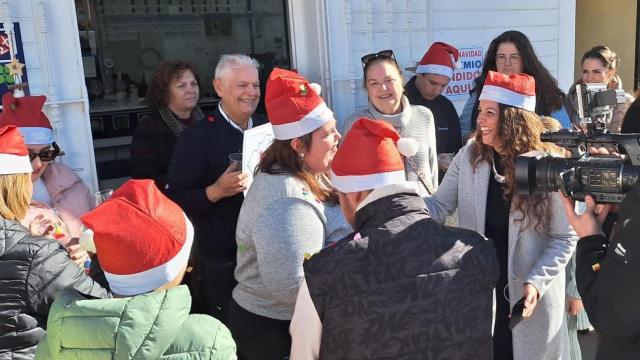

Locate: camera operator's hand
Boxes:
[587,146,620,157]
[561,195,611,238]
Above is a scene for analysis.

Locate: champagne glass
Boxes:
[94,189,114,207]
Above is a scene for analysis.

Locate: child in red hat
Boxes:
[36,179,237,359]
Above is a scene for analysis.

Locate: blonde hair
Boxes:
[0,173,31,220]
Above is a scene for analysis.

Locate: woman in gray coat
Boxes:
[425,71,577,360]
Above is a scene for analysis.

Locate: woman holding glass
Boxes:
[425,72,577,359]
[0,93,93,265]
[0,125,107,359]
[342,50,438,195]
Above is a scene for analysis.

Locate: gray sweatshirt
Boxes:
[343,96,438,195]
[233,171,352,320]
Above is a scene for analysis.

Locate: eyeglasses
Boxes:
[361,50,396,68]
[496,54,521,64]
[29,142,64,162]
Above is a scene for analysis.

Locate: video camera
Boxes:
[515,83,640,203]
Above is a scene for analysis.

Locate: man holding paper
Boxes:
[166,54,267,324]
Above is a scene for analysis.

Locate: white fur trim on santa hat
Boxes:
[331,169,406,193]
[479,85,536,112]
[103,213,194,296]
[416,64,453,78]
[272,101,334,140]
[19,127,54,145]
[0,153,32,175]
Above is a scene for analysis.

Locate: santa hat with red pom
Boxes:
[81,179,193,296]
[0,125,32,175]
[266,68,333,140]
[416,42,461,79]
[0,93,53,145]
[479,71,536,111]
[331,118,419,193]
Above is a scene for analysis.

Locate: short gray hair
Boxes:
[214,54,261,80]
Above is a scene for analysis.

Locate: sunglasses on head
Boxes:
[29,142,63,162]
[361,50,396,68]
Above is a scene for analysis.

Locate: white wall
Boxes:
[5,0,98,191]
[291,0,576,127]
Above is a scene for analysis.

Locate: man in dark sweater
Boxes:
[290,118,498,359]
[165,54,266,323]
[406,42,462,182]
[561,184,640,360]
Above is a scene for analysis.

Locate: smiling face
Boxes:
[214,65,261,124]
[477,99,504,152]
[365,61,405,115]
[166,70,199,116]
[581,57,613,84]
[292,119,341,175]
[27,144,51,182]
[495,42,523,75]
[415,73,450,100]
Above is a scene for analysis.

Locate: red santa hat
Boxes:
[416,42,461,79]
[479,71,536,111]
[266,68,333,140]
[0,93,53,145]
[0,125,32,175]
[331,118,418,193]
[81,179,193,296]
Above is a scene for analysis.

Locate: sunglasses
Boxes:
[29,142,64,162]
[361,50,396,68]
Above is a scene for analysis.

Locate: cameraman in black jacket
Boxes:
[561,183,640,359]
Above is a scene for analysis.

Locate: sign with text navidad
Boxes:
[443,47,483,101]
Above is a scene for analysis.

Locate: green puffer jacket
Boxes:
[35,285,237,360]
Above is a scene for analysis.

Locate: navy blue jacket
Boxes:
[166,107,267,257]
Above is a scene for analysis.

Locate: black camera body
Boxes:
[515,83,640,203]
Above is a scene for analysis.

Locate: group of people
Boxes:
[1,28,639,360]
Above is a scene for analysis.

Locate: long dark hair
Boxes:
[472,104,554,231]
[481,30,564,115]
[259,135,335,203]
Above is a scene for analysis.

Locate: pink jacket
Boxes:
[21,163,93,245]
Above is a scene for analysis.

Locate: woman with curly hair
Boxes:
[426,71,577,360]
[130,60,203,189]
[459,30,571,139]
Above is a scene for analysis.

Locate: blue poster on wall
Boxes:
[0,22,29,97]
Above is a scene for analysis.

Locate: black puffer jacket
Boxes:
[0,218,108,359]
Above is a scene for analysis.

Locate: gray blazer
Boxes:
[426,143,577,360]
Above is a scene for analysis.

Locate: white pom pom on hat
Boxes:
[309,82,322,96]
[396,137,419,157]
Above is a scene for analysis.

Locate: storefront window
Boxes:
[75,0,290,188]
[76,0,290,113]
